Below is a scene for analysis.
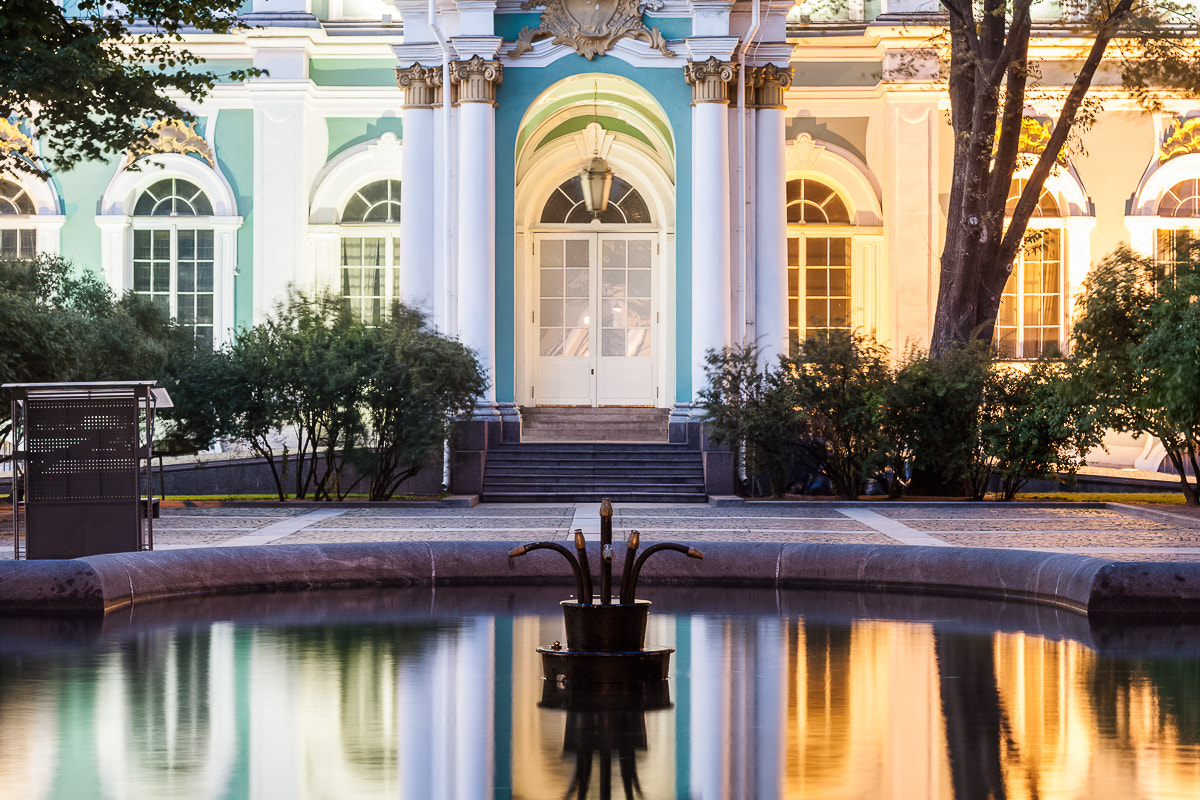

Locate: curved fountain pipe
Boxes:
[508,542,586,601]
[573,529,593,604]
[618,529,640,605]
[621,543,704,605]
[599,498,613,604]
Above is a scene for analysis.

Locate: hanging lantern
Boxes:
[581,155,613,218]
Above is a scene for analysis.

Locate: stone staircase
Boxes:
[519,406,669,443]
[481,407,706,502]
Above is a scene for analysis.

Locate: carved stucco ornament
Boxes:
[0,119,35,160]
[508,0,674,60]
[1160,117,1200,163]
[126,119,215,168]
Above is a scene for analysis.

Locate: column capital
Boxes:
[450,55,503,105]
[684,57,738,105]
[753,64,793,110]
[396,64,442,108]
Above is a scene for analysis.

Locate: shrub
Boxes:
[783,331,891,500]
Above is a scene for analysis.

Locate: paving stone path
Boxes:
[6,502,1199,562]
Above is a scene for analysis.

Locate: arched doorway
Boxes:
[514,74,675,408]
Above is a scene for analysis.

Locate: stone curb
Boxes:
[1104,501,1200,530]
[1,542,1198,619]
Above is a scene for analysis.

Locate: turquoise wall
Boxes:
[326,117,405,162]
[215,109,255,330]
[54,153,118,274]
[495,57,693,403]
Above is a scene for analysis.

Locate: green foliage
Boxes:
[360,306,488,501]
[1069,243,1200,504]
[784,331,892,500]
[984,360,1099,500]
[697,344,805,497]
[887,344,992,497]
[164,291,487,501]
[0,255,176,438]
[0,0,261,176]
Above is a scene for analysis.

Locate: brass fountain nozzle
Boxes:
[508,544,529,557]
[687,547,704,559]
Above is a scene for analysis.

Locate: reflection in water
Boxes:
[0,600,1198,799]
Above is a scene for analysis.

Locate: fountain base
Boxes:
[538,646,674,685]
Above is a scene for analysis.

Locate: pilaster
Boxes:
[685,56,736,400]
[451,52,503,404]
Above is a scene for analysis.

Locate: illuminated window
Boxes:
[996,179,1062,359]
[786,178,852,350]
[1154,180,1200,283]
[539,175,650,224]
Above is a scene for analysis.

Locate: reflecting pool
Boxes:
[0,588,1197,799]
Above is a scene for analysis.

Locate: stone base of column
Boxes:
[668,402,736,494]
[496,401,522,444]
[449,401,503,495]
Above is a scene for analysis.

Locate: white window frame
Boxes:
[0,173,66,255]
[96,154,241,343]
[308,135,404,310]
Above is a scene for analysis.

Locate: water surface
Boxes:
[0,588,1197,799]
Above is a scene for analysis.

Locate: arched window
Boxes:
[132,178,216,344]
[1154,179,1200,280]
[340,179,401,325]
[786,178,852,349]
[0,179,36,258]
[996,178,1062,359]
[539,175,651,224]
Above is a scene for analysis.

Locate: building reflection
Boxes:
[0,608,1197,799]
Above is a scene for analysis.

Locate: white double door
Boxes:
[532,231,657,406]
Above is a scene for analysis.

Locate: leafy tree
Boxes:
[0,255,177,440]
[162,292,487,501]
[1069,243,1200,503]
[984,359,1097,500]
[268,291,372,501]
[887,343,992,497]
[359,304,487,501]
[927,0,1200,355]
[698,344,806,497]
[0,0,259,177]
[783,331,891,500]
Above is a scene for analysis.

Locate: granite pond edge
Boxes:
[0,541,1198,620]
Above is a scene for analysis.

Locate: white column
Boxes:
[451,55,502,408]
[753,64,792,362]
[250,46,310,323]
[686,58,737,398]
[397,65,439,313]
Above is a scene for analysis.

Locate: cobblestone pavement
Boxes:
[4,502,1200,561]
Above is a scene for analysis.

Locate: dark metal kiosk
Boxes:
[6,381,163,560]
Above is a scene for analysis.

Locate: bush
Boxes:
[1068,242,1200,504]
[697,344,805,497]
[784,331,891,500]
[164,291,487,501]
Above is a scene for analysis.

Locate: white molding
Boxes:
[96,154,243,342]
[100,153,239,217]
[1131,152,1200,216]
[309,133,405,224]
[785,133,883,226]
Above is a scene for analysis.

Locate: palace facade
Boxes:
[10,0,1200,470]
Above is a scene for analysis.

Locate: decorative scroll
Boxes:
[0,119,35,159]
[1160,117,1200,163]
[684,57,738,103]
[126,119,215,168]
[508,0,674,60]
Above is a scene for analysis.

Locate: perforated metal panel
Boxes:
[7,382,157,559]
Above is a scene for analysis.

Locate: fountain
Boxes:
[507,498,703,687]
